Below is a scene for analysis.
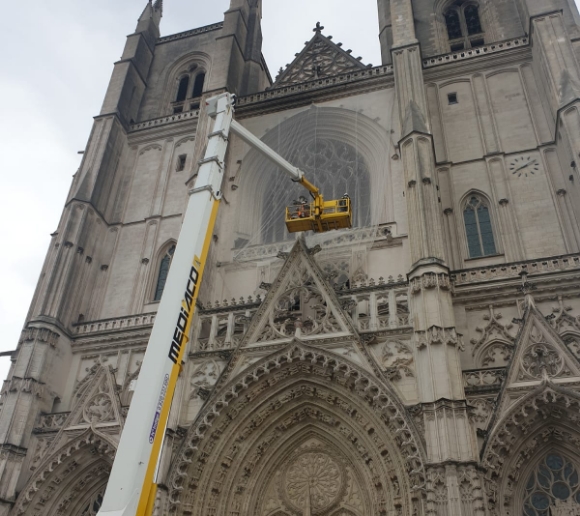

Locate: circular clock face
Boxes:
[509,156,539,177]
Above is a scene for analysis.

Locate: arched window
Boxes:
[154,244,176,301]
[523,453,580,515]
[192,73,205,98]
[261,138,371,243]
[463,195,497,258]
[176,76,189,102]
[444,2,484,52]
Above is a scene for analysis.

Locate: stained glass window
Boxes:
[154,244,176,301]
[523,454,580,515]
[261,138,371,243]
[463,196,497,258]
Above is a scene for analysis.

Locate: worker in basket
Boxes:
[339,193,350,212]
[292,196,309,218]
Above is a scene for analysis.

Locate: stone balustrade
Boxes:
[452,253,580,286]
[73,313,156,335]
[130,109,198,132]
[463,367,506,393]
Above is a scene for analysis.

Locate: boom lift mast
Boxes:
[97,92,352,516]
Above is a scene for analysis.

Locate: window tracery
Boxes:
[261,138,370,243]
[154,244,176,301]
[523,454,580,515]
[463,195,497,258]
[444,2,484,52]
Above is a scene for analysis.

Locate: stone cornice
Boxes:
[235,65,394,117]
[156,22,223,45]
[422,36,529,70]
[128,109,199,137]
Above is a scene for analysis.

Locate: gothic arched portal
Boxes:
[166,341,426,515]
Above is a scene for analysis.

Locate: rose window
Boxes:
[284,452,344,513]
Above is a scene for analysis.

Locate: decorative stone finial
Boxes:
[313,22,324,33]
[518,269,536,309]
[153,0,163,13]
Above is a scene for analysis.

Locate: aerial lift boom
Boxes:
[96,92,351,516]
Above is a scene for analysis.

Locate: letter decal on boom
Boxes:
[168,260,200,365]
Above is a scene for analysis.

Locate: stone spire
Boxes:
[153,0,163,15]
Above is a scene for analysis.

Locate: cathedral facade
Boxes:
[2,0,580,514]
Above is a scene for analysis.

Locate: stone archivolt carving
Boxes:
[12,428,115,516]
[482,384,580,515]
[166,341,425,514]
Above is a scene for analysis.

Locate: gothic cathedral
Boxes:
[2,0,580,515]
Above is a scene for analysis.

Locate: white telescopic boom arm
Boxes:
[97,93,232,516]
[229,119,303,182]
[96,92,317,516]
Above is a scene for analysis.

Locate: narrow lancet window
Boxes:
[192,73,205,98]
[176,77,189,102]
[154,245,176,301]
[463,196,496,258]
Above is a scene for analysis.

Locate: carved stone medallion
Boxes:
[521,343,564,379]
[83,393,113,424]
[283,451,345,514]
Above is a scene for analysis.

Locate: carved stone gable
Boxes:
[274,31,367,87]
[496,305,580,418]
[241,240,358,347]
[45,366,123,457]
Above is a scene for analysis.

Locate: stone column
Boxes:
[527,8,580,245]
[390,0,479,512]
[0,327,67,516]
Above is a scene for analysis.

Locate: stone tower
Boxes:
[2,0,580,514]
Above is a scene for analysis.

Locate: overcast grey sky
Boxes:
[0,0,381,382]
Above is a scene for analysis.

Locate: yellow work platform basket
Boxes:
[285,198,352,233]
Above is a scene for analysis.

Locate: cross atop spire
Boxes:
[313,22,324,34]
